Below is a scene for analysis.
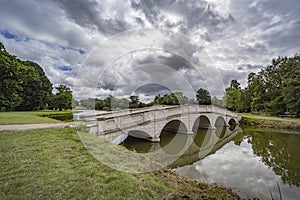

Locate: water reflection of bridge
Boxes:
[124,125,242,168]
[84,105,241,143]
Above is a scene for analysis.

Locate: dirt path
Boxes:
[0,122,75,132]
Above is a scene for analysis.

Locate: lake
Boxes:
[123,126,300,199]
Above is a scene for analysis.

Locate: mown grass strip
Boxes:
[241,113,300,123]
[0,111,73,125]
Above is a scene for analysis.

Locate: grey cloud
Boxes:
[52,0,131,35]
[227,0,300,56]
[135,83,171,95]
[237,64,262,71]
[220,69,248,88]
[131,0,236,39]
[136,53,194,71]
[0,0,93,49]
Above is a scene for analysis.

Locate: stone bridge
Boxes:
[84,105,241,143]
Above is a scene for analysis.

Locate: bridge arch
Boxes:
[122,130,155,153]
[214,116,226,127]
[229,118,237,125]
[160,119,188,136]
[193,127,211,148]
[228,118,237,131]
[192,115,211,132]
[127,130,153,140]
[159,119,189,155]
[214,116,226,138]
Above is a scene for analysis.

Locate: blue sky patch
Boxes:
[1,30,18,40]
[79,49,86,55]
[59,45,86,55]
[0,30,28,42]
[58,65,72,71]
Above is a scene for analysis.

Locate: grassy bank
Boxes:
[0,128,239,199]
[0,111,73,125]
[240,113,300,130]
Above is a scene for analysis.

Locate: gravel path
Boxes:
[0,122,75,132]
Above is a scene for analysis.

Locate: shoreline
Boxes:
[152,168,240,199]
[240,115,300,131]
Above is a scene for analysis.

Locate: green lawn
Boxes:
[0,128,239,199]
[0,110,73,125]
[241,113,300,123]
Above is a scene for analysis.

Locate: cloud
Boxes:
[135,83,171,95]
[0,0,299,100]
[52,0,133,35]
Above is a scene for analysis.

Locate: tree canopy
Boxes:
[227,55,300,117]
[0,42,52,111]
[196,88,211,105]
[153,92,191,106]
[224,80,242,112]
[49,85,73,111]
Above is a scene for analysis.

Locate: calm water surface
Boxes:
[123,127,300,199]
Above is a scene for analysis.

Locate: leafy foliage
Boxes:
[0,42,52,111]
[196,88,211,105]
[224,80,242,112]
[49,85,73,111]
[153,92,191,105]
[231,55,300,117]
[129,95,139,108]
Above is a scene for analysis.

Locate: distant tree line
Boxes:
[153,91,194,105]
[79,95,153,110]
[0,42,73,111]
[80,92,196,111]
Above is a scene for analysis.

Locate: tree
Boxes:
[0,42,5,51]
[173,91,190,104]
[95,99,105,110]
[104,95,115,110]
[245,55,300,115]
[0,42,52,111]
[153,94,161,105]
[161,94,174,105]
[282,78,300,117]
[118,98,130,109]
[211,96,224,107]
[129,95,139,108]
[16,61,52,111]
[50,85,73,111]
[224,80,242,112]
[196,88,211,105]
[153,92,190,106]
[241,73,258,112]
[80,98,96,110]
[230,79,241,89]
[225,87,242,112]
[0,50,22,111]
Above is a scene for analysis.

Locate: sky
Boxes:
[0,0,299,101]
